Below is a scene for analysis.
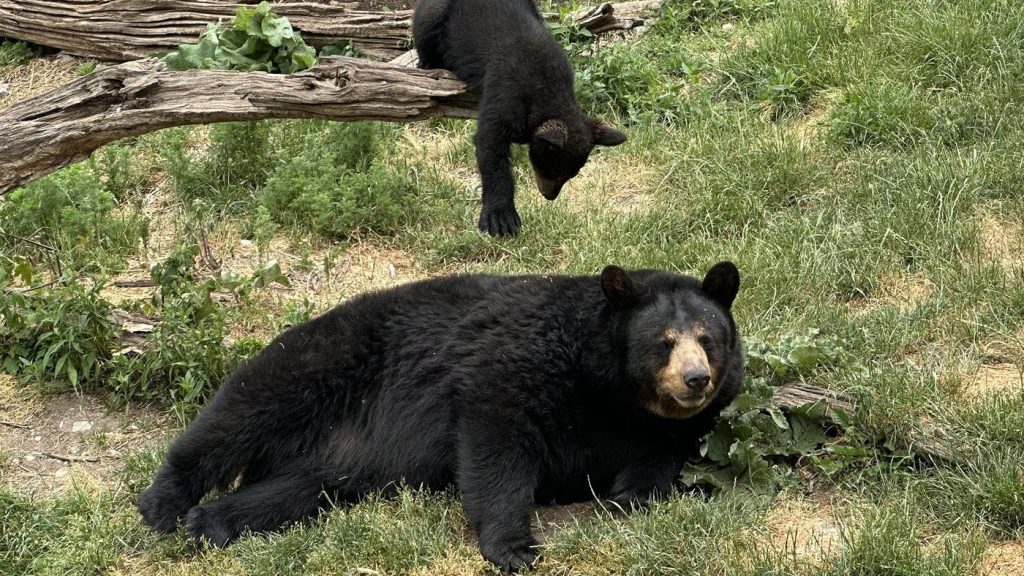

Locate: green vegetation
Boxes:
[0,38,43,68]
[160,2,317,73]
[2,0,1024,573]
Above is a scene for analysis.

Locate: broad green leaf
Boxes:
[219,28,250,51]
[261,11,295,47]
[13,258,32,284]
[254,260,291,289]
[217,270,244,291]
[232,5,256,32]
[768,406,789,430]
[679,463,730,489]
[789,412,830,453]
[703,421,735,464]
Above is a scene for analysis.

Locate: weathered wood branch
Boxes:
[771,382,959,464]
[0,0,657,62]
[0,56,476,196]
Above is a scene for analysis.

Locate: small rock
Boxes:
[0,83,9,97]
[33,435,41,442]
[72,420,93,433]
[722,22,736,32]
[239,239,255,248]
[24,454,35,462]
[54,467,68,478]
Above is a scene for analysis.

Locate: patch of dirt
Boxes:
[0,52,84,109]
[0,373,174,496]
[983,541,1024,576]
[962,363,1024,400]
[765,497,840,565]
[533,501,603,541]
[978,212,1024,272]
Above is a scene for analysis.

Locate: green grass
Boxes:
[2,0,1024,573]
[0,39,43,68]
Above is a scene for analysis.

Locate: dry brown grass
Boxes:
[849,271,936,315]
[111,554,246,576]
[978,212,1024,272]
[982,540,1024,576]
[765,496,841,566]
[561,148,657,215]
[962,363,1024,400]
[0,53,83,109]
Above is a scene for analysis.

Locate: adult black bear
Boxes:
[412,0,628,236]
[138,262,743,572]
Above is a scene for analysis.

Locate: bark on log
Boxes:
[0,0,656,62]
[0,56,475,196]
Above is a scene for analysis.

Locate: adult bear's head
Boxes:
[528,116,627,201]
[600,261,743,419]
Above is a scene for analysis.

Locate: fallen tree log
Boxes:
[0,0,656,62]
[772,382,959,463]
[0,56,476,196]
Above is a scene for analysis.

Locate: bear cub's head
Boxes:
[601,261,742,420]
[529,116,627,201]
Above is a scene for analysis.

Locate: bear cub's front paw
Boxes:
[478,205,522,237]
[480,535,540,573]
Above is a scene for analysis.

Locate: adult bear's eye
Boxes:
[698,334,712,349]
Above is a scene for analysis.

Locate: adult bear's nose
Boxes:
[683,369,711,391]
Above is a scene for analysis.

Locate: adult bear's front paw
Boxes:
[478,205,522,237]
[609,485,657,512]
[137,477,192,533]
[481,535,540,573]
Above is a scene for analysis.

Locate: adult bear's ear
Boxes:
[590,118,627,147]
[601,265,648,310]
[534,119,568,150]
[699,261,740,310]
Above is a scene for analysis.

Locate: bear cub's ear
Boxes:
[699,261,740,310]
[589,118,627,147]
[601,265,649,310]
[534,119,568,150]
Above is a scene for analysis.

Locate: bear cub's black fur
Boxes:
[138,262,744,572]
[412,0,628,236]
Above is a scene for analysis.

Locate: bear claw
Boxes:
[478,206,522,237]
[482,539,540,573]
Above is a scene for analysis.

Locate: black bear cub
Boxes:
[138,262,744,572]
[412,0,628,236]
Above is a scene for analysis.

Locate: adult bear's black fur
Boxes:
[412,0,628,236]
[138,262,744,572]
